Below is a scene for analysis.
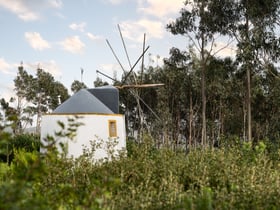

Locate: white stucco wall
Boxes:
[40,113,126,161]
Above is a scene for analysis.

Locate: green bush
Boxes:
[10,134,40,152]
[0,133,40,164]
[0,132,12,163]
[1,134,280,209]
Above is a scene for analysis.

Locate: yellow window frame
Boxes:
[108,120,117,137]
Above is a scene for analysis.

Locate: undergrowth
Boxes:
[0,132,280,209]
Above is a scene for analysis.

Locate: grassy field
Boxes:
[1,135,280,209]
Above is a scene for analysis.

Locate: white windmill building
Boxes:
[40,86,126,161]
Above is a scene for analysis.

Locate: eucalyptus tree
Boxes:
[14,65,69,133]
[93,77,109,87]
[236,0,279,141]
[161,47,201,149]
[208,0,280,141]
[13,65,36,133]
[136,66,165,144]
[166,0,233,146]
[205,56,242,144]
[71,80,88,93]
[252,64,280,141]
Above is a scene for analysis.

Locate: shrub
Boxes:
[11,134,40,152]
[0,133,40,164]
[1,133,280,209]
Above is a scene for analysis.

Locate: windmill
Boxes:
[96,24,164,141]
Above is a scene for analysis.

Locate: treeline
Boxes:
[118,54,280,148]
[108,0,280,148]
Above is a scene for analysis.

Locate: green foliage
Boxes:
[0,133,40,163]
[11,134,40,152]
[1,133,280,209]
[94,77,109,87]
[11,149,44,181]
[0,132,13,163]
[71,80,88,93]
[12,65,69,134]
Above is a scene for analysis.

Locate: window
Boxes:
[108,120,117,137]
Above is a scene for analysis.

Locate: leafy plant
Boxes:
[1,125,280,209]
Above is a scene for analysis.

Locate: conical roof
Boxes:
[53,89,114,114]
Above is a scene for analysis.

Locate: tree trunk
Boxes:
[243,100,247,141]
[201,64,206,146]
[188,90,193,150]
[201,31,207,147]
[246,67,252,141]
[245,13,252,142]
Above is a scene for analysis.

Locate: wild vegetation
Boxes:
[0,0,280,209]
[1,133,280,209]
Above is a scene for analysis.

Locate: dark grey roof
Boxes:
[87,86,119,114]
[53,88,114,114]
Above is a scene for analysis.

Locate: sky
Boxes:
[0,0,235,100]
[0,0,186,99]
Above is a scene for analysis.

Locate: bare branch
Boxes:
[211,37,236,58]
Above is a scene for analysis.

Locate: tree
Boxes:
[236,0,279,142]
[13,65,35,134]
[35,68,69,110]
[14,65,69,133]
[0,98,19,133]
[205,0,280,141]
[167,0,280,144]
[71,80,88,93]
[162,47,200,149]
[166,0,232,146]
[205,56,240,144]
[94,77,109,87]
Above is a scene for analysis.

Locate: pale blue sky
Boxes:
[0,0,190,99]
[0,0,234,100]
